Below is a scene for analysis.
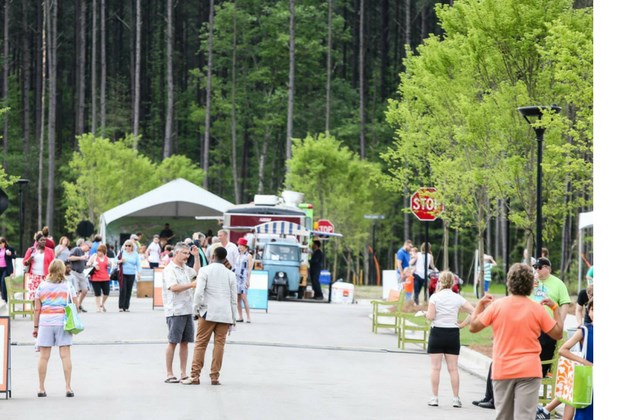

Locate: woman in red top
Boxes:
[23,233,56,299]
[88,244,112,312]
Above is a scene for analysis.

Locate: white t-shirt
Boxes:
[147,242,162,263]
[162,261,196,317]
[225,242,239,269]
[429,289,466,328]
[414,253,425,278]
[31,252,46,275]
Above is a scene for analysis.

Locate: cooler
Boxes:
[330,281,354,304]
[319,270,331,285]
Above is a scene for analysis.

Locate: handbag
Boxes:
[554,326,592,408]
[64,283,85,334]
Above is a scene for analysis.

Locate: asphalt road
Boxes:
[1,294,501,420]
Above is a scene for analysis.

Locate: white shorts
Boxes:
[37,325,73,347]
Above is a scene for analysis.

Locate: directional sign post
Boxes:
[410,187,443,302]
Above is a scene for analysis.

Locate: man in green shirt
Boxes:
[531,257,571,373]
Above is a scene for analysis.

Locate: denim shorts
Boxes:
[37,325,73,347]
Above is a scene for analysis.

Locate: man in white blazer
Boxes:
[182,246,237,385]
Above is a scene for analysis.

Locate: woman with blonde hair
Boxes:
[118,239,141,312]
[426,270,475,408]
[54,236,71,262]
[88,244,113,312]
[33,259,78,397]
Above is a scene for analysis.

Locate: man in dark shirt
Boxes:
[160,223,175,245]
[309,240,324,300]
[68,240,91,312]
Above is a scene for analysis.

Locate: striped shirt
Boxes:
[35,280,77,326]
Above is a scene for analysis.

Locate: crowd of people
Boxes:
[0,224,258,396]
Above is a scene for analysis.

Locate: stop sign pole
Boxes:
[410,187,443,302]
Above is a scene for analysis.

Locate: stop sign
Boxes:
[410,187,443,221]
[316,219,335,234]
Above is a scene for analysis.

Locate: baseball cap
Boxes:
[237,238,248,246]
[533,257,551,269]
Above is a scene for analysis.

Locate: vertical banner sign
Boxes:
[153,269,165,309]
[0,316,10,398]
[247,270,269,312]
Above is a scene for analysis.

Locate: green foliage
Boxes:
[384,0,592,255]
[63,133,204,232]
[286,133,390,255]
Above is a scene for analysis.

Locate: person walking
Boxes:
[88,244,113,312]
[162,242,200,383]
[33,259,79,398]
[23,233,56,299]
[67,240,91,312]
[118,240,141,312]
[146,234,162,269]
[0,237,16,304]
[425,271,475,408]
[182,246,237,386]
[309,240,324,300]
[469,263,563,420]
[235,238,253,323]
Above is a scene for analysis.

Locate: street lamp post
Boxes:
[517,105,561,259]
[17,178,30,256]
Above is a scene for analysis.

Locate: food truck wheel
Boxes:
[276,285,286,301]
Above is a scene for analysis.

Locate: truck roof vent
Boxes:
[253,194,279,206]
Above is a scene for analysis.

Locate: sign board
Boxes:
[247,270,269,312]
[153,268,165,309]
[364,214,385,220]
[0,316,10,398]
[382,270,399,300]
[410,187,443,221]
[316,219,335,234]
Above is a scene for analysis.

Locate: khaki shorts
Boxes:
[70,270,89,292]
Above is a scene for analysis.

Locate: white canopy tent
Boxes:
[99,178,234,245]
[578,210,593,292]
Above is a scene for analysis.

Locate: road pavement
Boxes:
[0,294,574,420]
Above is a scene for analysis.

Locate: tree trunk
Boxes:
[286,0,295,162]
[38,0,48,229]
[380,0,389,98]
[202,0,215,188]
[46,0,58,231]
[99,0,106,132]
[2,0,10,169]
[405,0,410,47]
[22,0,32,163]
[358,0,365,159]
[230,1,239,203]
[324,0,332,134]
[257,131,269,194]
[90,0,96,134]
[75,0,87,138]
[443,220,449,270]
[163,0,174,158]
[132,0,141,142]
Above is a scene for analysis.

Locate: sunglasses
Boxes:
[125,245,132,247]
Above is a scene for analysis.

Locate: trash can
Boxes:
[319,270,331,285]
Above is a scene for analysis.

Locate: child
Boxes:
[402,267,414,301]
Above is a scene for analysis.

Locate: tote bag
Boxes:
[554,326,592,408]
[64,283,85,334]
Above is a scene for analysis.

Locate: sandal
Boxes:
[164,377,180,383]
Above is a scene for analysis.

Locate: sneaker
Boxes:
[428,396,438,407]
[536,406,551,419]
[452,397,462,408]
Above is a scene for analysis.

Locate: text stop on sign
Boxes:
[410,187,443,221]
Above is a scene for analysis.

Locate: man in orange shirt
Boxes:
[469,263,563,420]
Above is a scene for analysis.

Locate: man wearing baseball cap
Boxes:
[532,257,571,372]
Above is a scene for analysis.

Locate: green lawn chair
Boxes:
[371,290,405,334]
